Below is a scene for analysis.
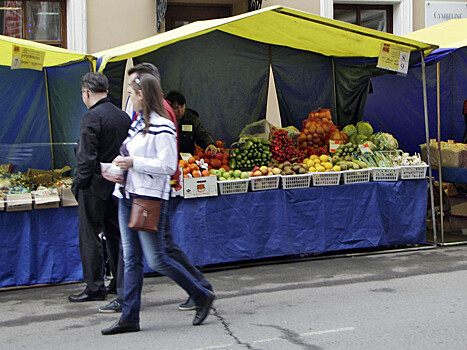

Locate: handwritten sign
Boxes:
[11,45,45,71]
[377,42,410,75]
[329,140,341,153]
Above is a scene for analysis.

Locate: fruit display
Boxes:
[342,121,399,151]
[229,138,272,170]
[302,154,340,172]
[179,158,216,178]
[331,143,362,163]
[270,128,305,163]
[297,108,347,153]
[249,165,281,177]
[212,168,249,181]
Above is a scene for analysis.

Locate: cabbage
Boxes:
[355,134,368,145]
[374,132,399,150]
[356,121,373,137]
[343,124,357,138]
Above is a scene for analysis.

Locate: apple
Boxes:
[209,169,217,174]
[240,171,249,179]
[259,166,268,175]
[252,166,260,173]
[218,177,226,181]
[223,172,231,179]
[233,169,242,178]
[272,168,281,175]
[267,171,273,176]
[218,168,226,173]
[253,170,262,177]
[248,171,253,177]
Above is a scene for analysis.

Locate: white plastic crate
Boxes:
[250,175,281,191]
[399,164,429,180]
[342,168,371,184]
[281,173,312,189]
[311,171,341,186]
[218,179,250,195]
[371,167,400,182]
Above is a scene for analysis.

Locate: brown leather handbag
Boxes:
[128,198,162,232]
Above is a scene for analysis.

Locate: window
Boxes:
[0,0,66,47]
[334,4,393,33]
[165,3,232,31]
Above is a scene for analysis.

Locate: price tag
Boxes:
[358,144,373,154]
[377,42,411,76]
[180,153,192,161]
[429,139,437,144]
[329,140,341,153]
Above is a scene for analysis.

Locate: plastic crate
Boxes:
[281,173,312,189]
[250,175,281,191]
[399,164,429,180]
[218,179,250,195]
[342,168,371,184]
[311,171,341,186]
[371,167,400,182]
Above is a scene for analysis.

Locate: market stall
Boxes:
[0,7,438,289]
[0,35,93,172]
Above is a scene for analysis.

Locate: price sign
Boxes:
[377,42,411,76]
[11,45,45,71]
[329,140,341,153]
[180,153,192,161]
[358,144,373,154]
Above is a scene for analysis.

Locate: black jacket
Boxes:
[178,108,216,154]
[72,97,131,200]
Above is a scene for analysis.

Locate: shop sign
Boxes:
[425,2,467,27]
[358,144,373,154]
[377,42,410,76]
[11,45,45,71]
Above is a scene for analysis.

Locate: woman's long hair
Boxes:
[130,73,168,134]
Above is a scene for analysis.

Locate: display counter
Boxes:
[0,180,427,289]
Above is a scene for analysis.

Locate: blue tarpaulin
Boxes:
[364,47,467,155]
[0,181,427,288]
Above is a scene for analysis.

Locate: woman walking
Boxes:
[101,73,215,335]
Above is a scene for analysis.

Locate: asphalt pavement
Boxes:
[2,245,467,350]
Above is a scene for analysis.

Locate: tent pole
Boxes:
[331,57,338,125]
[436,62,445,243]
[421,51,437,246]
[44,68,55,170]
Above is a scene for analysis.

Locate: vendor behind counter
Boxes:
[166,90,218,156]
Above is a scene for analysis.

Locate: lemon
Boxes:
[310,155,319,160]
[308,166,316,172]
[316,165,325,172]
[306,159,315,167]
[319,154,329,162]
[314,158,321,164]
[333,165,342,171]
[323,162,333,170]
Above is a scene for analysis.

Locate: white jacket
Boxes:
[114,111,177,201]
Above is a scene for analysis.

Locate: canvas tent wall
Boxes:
[363,19,467,155]
[0,35,93,172]
[94,6,436,148]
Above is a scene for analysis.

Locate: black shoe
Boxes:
[68,290,107,302]
[106,280,117,294]
[192,291,216,326]
[179,296,197,311]
[101,320,140,335]
[99,299,122,313]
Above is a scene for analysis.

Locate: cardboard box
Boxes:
[6,193,32,212]
[32,192,60,209]
[171,166,184,197]
[449,195,467,217]
[183,176,218,199]
[59,187,78,207]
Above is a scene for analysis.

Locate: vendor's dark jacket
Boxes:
[178,108,216,154]
[72,97,131,200]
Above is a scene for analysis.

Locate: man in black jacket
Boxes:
[69,72,131,302]
[166,90,219,155]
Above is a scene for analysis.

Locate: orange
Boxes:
[201,169,210,177]
[192,170,201,177]
[179,159,188,167]
[187,156,196,164]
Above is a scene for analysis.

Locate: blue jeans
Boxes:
[118,197,210,323]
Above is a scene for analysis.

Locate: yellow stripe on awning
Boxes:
[94,6,437,72]
[404,19,467,49]
[0,34,93,67]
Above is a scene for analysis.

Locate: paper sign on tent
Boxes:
[377,42,410,75]
[11,45,45,71]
